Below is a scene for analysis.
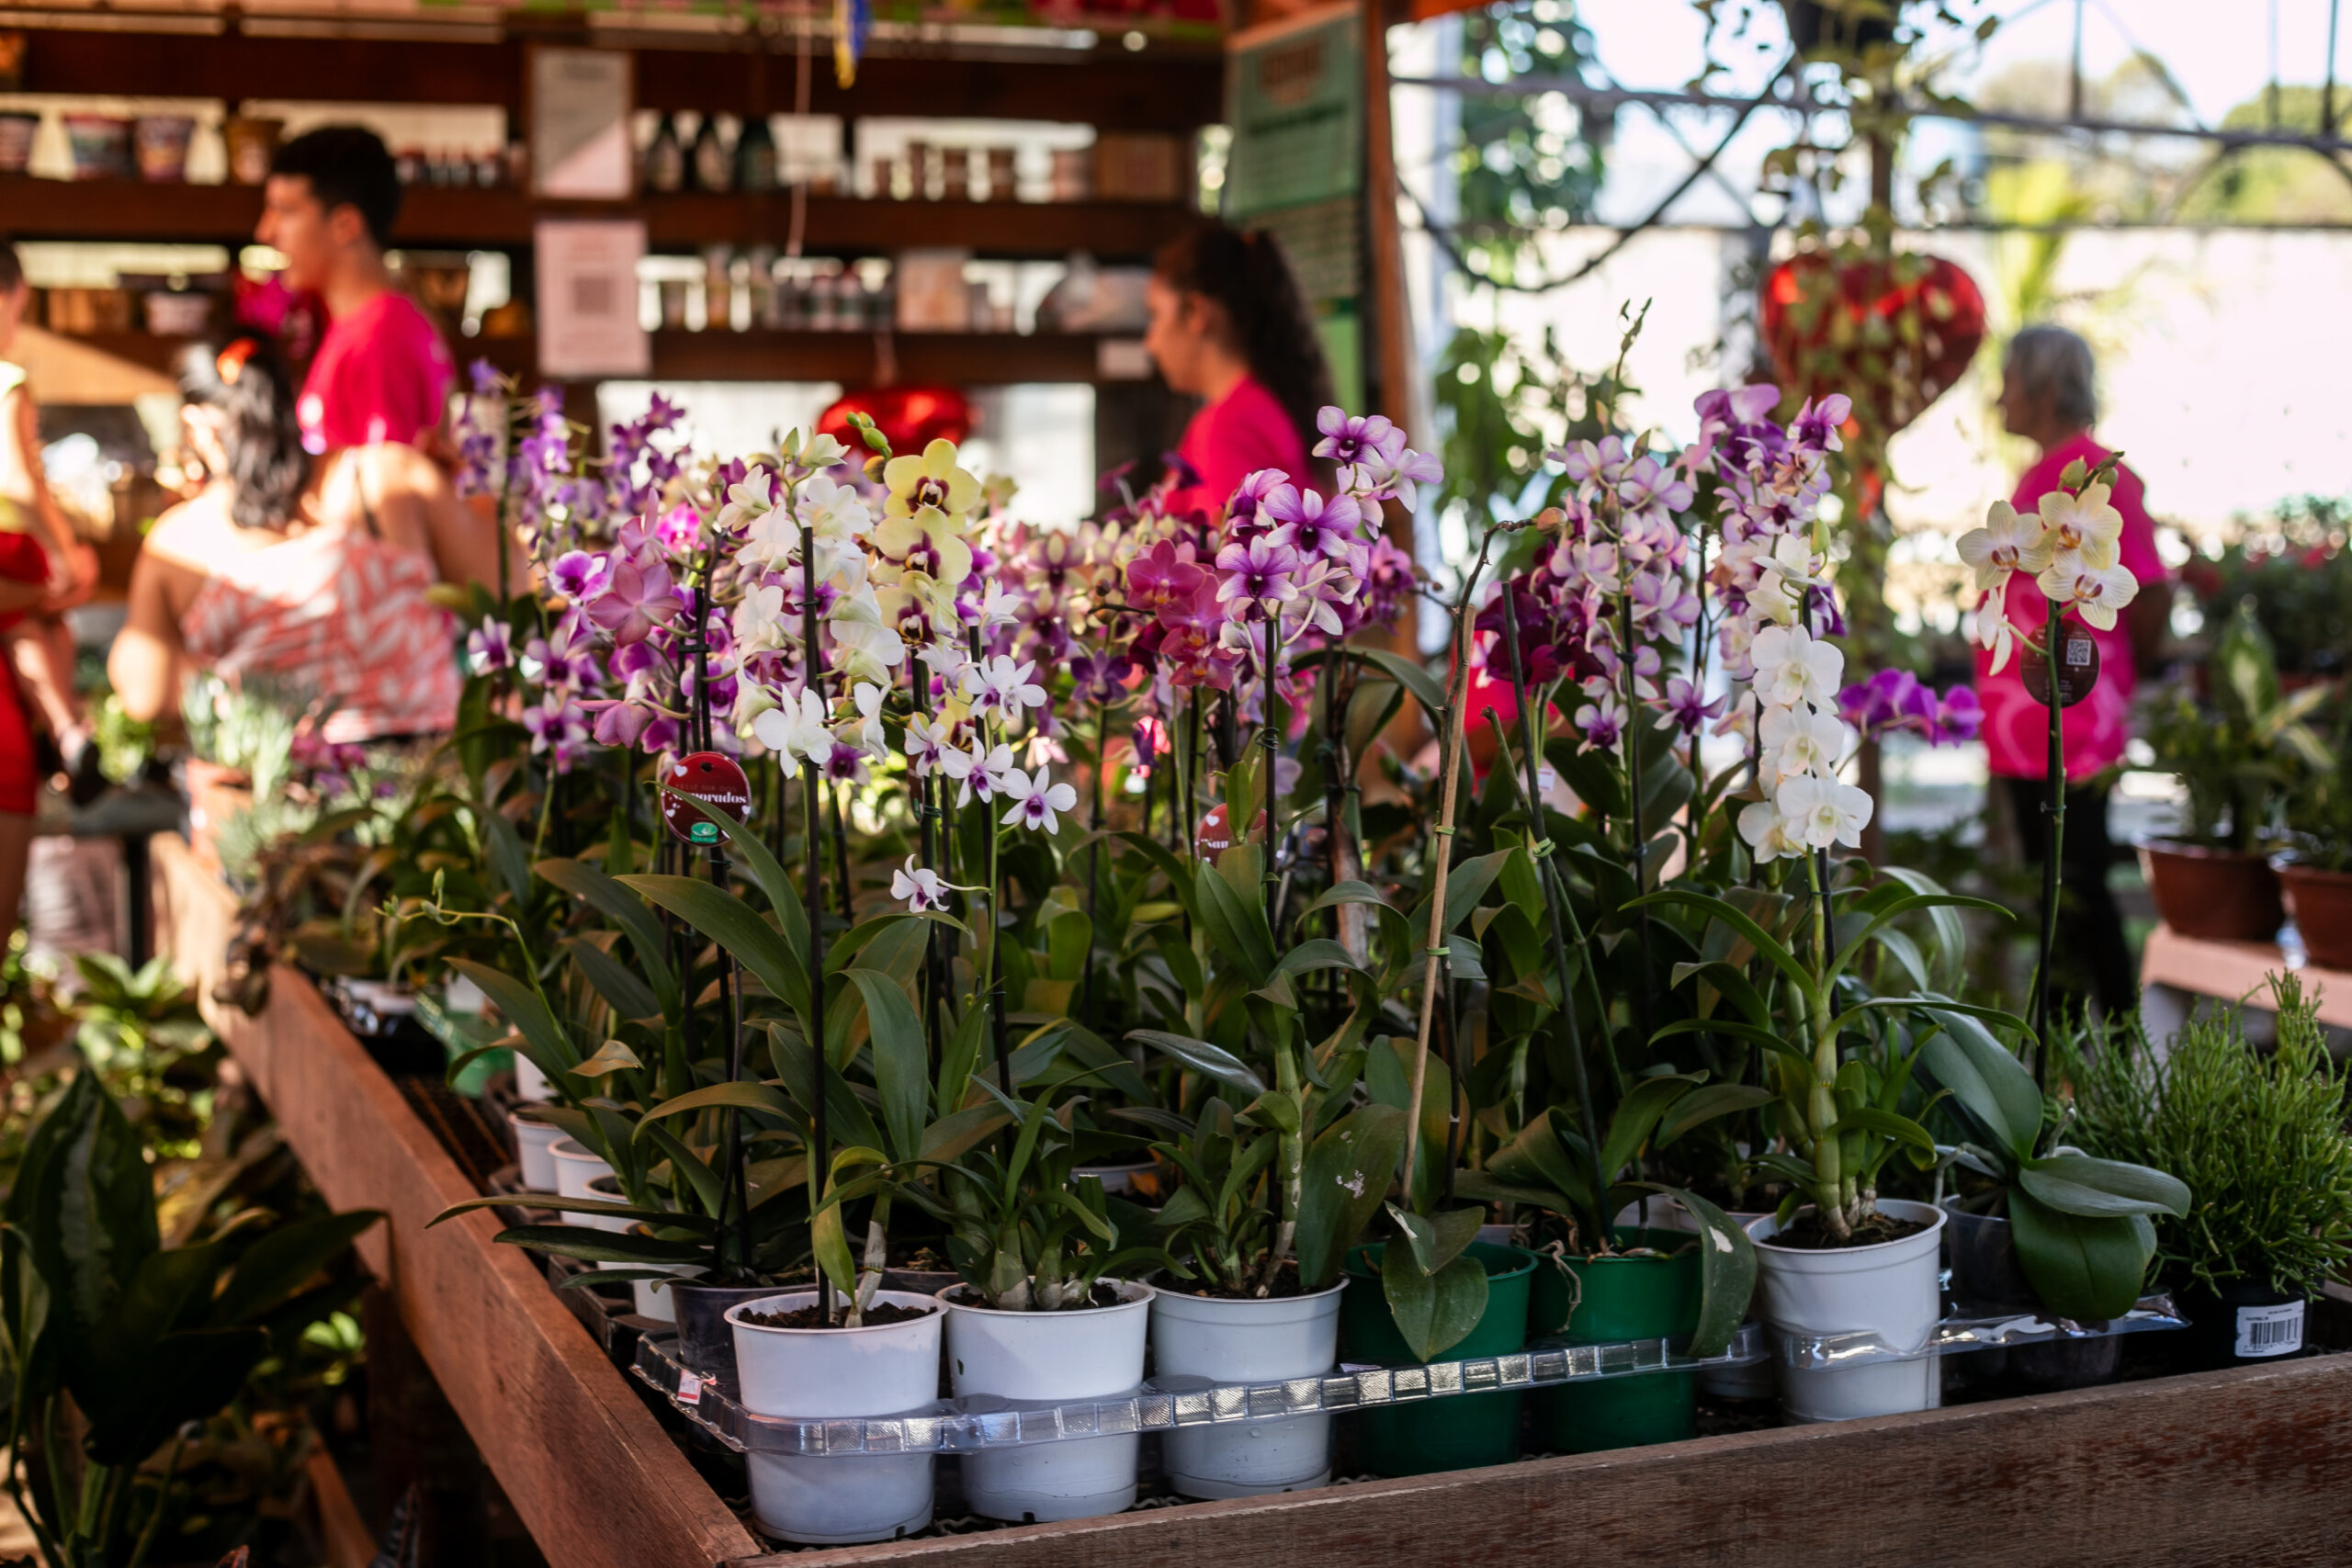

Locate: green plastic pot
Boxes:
[1339,1241,1538,1477]
[1526,1227,1700,1453]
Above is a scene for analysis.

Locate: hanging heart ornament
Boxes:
[1760,252,1986,437]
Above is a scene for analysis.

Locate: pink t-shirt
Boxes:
[1169,374,1308,519]
[1973,434,2167,781]
[298,290,454,455]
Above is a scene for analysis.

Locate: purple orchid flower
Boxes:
[585,556,682,646]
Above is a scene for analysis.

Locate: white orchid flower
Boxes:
[2034,483,2123,572]
[1955,499,2049,592]
[1775,773,1874,850]
[797,472,873,544]
[1737,797,1800,863]
[891,856,950,912]
[751,687,836,770]
[1973,591,2018,673]
[1000,766,1079,834]
[851,682,888,758]
[1751,534,1826,626]
[903,712,955,776]
[2037,551,2141,630]
[1748,624,1844,711]
[715,467,778,535]
[731,582,792,652]
[1758,702,1852,783]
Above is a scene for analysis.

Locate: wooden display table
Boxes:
[155,833,2352,1567]
[2139,924,2352,1038]
[153,833,759,1568]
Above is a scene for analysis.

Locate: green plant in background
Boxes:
[0,1071,380,1568]
[2058,977,2352,1302]
[2180,493,2352,680]
[1924,1015,2188,1320]
[92,693,157,788]
[2140,602,2335,852]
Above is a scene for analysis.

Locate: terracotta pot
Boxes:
[2138,840,2283,942]
[184,758,254,878]
[2279,863,2352,971]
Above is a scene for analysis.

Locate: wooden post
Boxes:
[1360,0,1415,439]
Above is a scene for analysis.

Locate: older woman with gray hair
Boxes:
[1974,324,2171,1021]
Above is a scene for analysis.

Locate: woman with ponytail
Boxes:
[1144,220,1336,514]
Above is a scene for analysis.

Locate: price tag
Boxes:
[2022,625,2100,709]
[676,1371,704,1404]
[2234,1300,2304,1359]
[661,751,754,844]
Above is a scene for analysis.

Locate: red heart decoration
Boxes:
[1759,253,1986,437]
[818,385,973,457]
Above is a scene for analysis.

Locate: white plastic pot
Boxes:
[550,1140,631,1278]
[514,1052,553,1103]
[940,1280,1152,1522]
[1148,1281,1344,1499]
[727,1291,944,1545]
[511,1110,564,1191]
[1747,1199,1948,1422]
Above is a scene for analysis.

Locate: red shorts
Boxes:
[0,531,45,636]
[0,670,33,815]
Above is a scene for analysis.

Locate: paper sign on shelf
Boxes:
[535,219,651,380]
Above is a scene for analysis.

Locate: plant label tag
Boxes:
[2022,626,2099,709]
[676,1371,704,1404]
[662,752,754,844]
[2234,1301,2303,1359]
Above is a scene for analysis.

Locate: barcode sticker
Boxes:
[676,1371,704,1404]
[2234,1301,2304,1358]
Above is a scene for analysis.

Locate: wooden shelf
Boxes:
[17,28,1222,131]
[2139,924,2352,1028]
[60,327,1145,387]
[0,178,1193,260]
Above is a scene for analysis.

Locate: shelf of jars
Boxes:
[0,177,1196,261]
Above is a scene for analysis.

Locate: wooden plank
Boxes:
[0,178,1190,259]
[2140,924,2352,1028]
[152,833,759,1568]
[17,27,1220,130]
[738,1351,2352,1568]
[302,1445,377,1568]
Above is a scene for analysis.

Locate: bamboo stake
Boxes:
[1402,539,1496,1188]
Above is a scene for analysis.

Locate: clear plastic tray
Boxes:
[629,1295,2188,1456]
[1776,1295,2187,1371]
[630,1324,1770,1456]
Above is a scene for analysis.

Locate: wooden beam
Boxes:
[733,1342,2352,1567]
[17,28,1221,131]
[0,178,1193,260]
[1357,0,1415,437]
[153,835,759,1568]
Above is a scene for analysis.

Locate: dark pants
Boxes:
[2002,775,2136,1022]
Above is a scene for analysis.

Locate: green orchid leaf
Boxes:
[1916,1010,2042,1159]
[2018,1154,2191,1218]
[1293,1104,1406,1292]
[1126,1029,1267,1097]
[2008,1190,2155,1323]
[1382,1246,1490,1361]
[1633,1184,1756,1358]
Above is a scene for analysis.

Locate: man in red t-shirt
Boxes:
[256,126,454,456]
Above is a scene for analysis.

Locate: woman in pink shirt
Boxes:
[1974,325,2171,1020]
[1142,222,1334,516]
